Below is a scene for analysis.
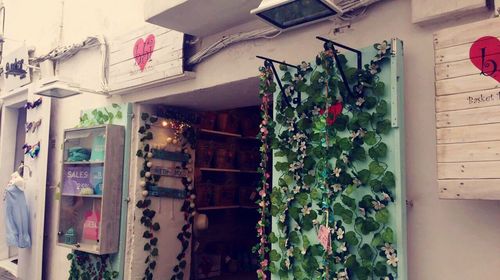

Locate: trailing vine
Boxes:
[263,41,398,280]
[135,110,196,280]
[253,64,276,280]
[67,251,118,280]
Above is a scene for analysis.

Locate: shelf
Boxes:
[200,129,241,138]
[63,161,104,165]
[61,193,102,198]
[198,205,258,211]
[57,242,100,255]
[199,167,259,173]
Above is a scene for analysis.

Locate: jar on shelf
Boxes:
[196,140,214,168]
[199,112,217,130]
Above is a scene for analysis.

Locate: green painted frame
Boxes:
[270,39,407,279]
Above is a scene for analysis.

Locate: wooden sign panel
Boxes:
[434,17,500,200]
[108,24,187,94]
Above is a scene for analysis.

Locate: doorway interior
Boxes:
[145,77,267,280]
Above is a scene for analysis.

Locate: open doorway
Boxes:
[143,77,268,280]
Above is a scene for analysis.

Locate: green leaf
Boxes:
[374,261,388,276]
[369,161,385,175]
[270,249,281,262]
[368,142,387,160]
[357,169,371,184]
[141,113,149,121]
[376,100,388,116]
[355,265,371,280]
[359,244,374,260]
[289,231,301,245]
[345,255,359,269]
[371,233,384,248]
[373,82,385,96]
[375,208,390,224]
[382,227,394,243]
[357,112,371,127]
[339,137,352,151]
[345,231,359,246]
[269,232,278,243]
[382,171,396,188]
[289,207,300,221]
[376,119,391,134]
[296,193,309,206]
[67,253,73,260]
[341,195,356,210]
[350,146,366,162]
[303,175,315,185]
[364,131,377,145]
[310,188,321,200]
[364,96,377,110]
[151,248,158,256]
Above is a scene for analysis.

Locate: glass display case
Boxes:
[56,125,125,255]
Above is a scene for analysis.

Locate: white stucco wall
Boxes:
[0,0,499,279]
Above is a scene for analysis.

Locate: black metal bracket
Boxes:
[256,55,301,108]
[316,36,363,99]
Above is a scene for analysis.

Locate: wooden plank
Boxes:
[435,53,499,80]
[109,65,184,90]
[438,161,500,179]
[110,31,183,65]
[109,48,182,79]
[439,179,500,200]
[436,88,500,112]
[435,73,500,96]
[109,24,170,50]
[437,123,500,144]
[437,141,500,162]
[435,39,500,64]
[433,17,500,49]
[436,105,500,128]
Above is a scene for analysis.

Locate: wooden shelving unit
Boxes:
[63,161,105,165]
[61,194,102,198]
[199,167,259,173]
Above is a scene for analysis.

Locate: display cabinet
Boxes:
[56,125,125,254]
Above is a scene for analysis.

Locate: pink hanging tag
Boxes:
[318,225,331,251]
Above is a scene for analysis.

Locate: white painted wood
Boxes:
[435,54,500,80]
[436,88,500,112]
[2,47,32,92]
[108,25,185,94]
[439,179,500,200]
[437,141,500,162]
[436,105,500,128]
[17,92,52,280]
[434,39,500,64]
[433,17,500,49]
[437,123,500,144]
[438,161,500,179]
[436,74,500,96]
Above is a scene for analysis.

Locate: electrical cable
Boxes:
[187,27,281,66]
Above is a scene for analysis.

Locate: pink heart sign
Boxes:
[133,34,155,71]
[469,36,500,83]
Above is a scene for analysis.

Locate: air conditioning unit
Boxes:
[251,0,382,29]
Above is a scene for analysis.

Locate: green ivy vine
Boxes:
[264,40,398,280]
[79,103,124,127]
[135,111,196,280]
[67,251,118,280]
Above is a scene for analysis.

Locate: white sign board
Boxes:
[108,25,186,94]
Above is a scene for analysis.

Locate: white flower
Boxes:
[300,61,311,71]
[334,269,349,280]
[356,97,365,106]
[357,128,366,138]
[285,86,294,97]
[300,141,307,152]
[285,258,291,269]
[331,184,342,192]
[279,215,286,223]
[334,168,342,177]
[341,154,349,164]
[287,248,294,257]
[387,254,399,267]
[382,243,395,256]
[312,106,321,116]
[296,225,301,231]
[334,256,342,264]
[353,178,362,186]
[336,242,347,253]
[301,206,311,215]
[351,130,360,141]
[293,186,300,194]
[359,208,366,217]
[312,219,319,225]
[294,174,301,181]
[301,248,307,255]
[293,74,304,82]
[382,192,391,201]
[372,200,386,210]
[336,228,345,240]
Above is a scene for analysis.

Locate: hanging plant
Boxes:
[136,111,196,280]
[260,41,398,280]
[67,251,118,280]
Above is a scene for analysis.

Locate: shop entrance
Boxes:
[142,77,265,280]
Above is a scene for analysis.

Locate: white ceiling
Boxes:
[145,0,262,36]
[146,77,261,111]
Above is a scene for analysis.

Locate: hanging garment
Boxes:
[4,172,31,248]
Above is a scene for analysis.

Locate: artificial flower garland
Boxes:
[260,40,399,280]
[135,112,196,280]
[254,64,275,280]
